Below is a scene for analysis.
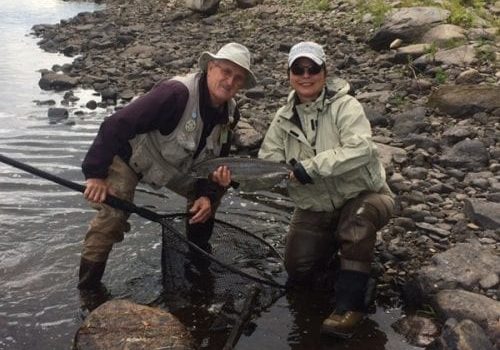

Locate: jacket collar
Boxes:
[280,78,351,120]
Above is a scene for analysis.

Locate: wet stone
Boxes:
[392,315,440,347]
[74,299,195,350]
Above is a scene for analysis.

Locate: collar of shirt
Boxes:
[199,72,229,127]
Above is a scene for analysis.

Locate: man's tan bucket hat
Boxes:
[199,42,257,89]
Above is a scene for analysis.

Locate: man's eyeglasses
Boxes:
[290,63,323,76]
[213,61,246,87]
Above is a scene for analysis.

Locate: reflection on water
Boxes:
[0,1,424,350]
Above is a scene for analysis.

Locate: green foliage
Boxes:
[443,37,466,49]
[434,67,448,84]
[476,44,496,64]
[424,42,438,60]
[390,94,407,107]
[357,0,392,27]
[416,304,438,318]
[399,0,435,6]
[445,0,475,27]
[302,0,331,11]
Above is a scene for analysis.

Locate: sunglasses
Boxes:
[290,63,323,76]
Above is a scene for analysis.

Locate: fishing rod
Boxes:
[0,153,286,289]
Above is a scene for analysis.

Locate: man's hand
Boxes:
[84,178,115,203]
[210,165,231,188]
[189,196,212,224]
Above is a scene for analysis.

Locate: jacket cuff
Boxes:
[195,178,222,205]
[292,162,313,184]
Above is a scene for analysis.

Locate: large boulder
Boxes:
[74,299,195,350]
[415,242,500,294]
[368,7,450,50]
[463,199,500,230]
[38,71,79,91]
[434,289,500,342]
[427,85,500,117]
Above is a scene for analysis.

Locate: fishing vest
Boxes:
[128,72,236,197]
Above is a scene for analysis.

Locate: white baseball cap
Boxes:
[288,41,326,67]
[199,42,257,89]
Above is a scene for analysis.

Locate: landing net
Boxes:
[157,213,287,345]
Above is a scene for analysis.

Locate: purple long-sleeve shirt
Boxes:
[82,73,234,180]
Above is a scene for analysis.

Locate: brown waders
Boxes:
[284,191,394,338]
[79,156,139,291]
[79,156,224,292]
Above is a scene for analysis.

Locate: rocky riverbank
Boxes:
[31,0,499,348]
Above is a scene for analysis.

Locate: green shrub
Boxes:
[434,67,448,84]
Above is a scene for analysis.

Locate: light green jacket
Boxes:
[258,78,390,212]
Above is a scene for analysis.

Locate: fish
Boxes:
[191,157,292,191]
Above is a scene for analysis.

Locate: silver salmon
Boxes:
[192,157,292,191]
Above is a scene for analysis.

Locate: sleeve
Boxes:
[301,96,376,178]
[194,178,222,205]
[258,111,287,163]
[82,81,189,179]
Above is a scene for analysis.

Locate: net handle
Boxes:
[0,153,163,223]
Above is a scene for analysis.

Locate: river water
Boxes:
[0,1,423,349]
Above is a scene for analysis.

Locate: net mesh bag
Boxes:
[155,213,286,345]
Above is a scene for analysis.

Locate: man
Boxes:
[258,41,394,338]
[79,42,257,297]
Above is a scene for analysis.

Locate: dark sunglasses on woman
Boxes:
[290,63,323,76]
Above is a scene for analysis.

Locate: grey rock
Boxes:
[434,290,500,341]
[47,108,69,123]
[393,107,428,138]
[421,24,466,47]
[416,222,451,237]
[417,242,500,293]
[368,7,450,50]
[439,139,489,170]
[479,273,499,290]
[38,71,79,91]
[442,126,476,145]
[236,0,263,9]
[436,318,495,350]
[463,199,500,229]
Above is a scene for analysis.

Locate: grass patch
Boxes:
[442,37,467,49]
[476,44,496,64]
[302,0,331,11]
[424,42,438,60]
[445,0,475,27]
[356,0,392,27]
[434,67,448,84]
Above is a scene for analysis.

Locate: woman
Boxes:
[259,41,395,338]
